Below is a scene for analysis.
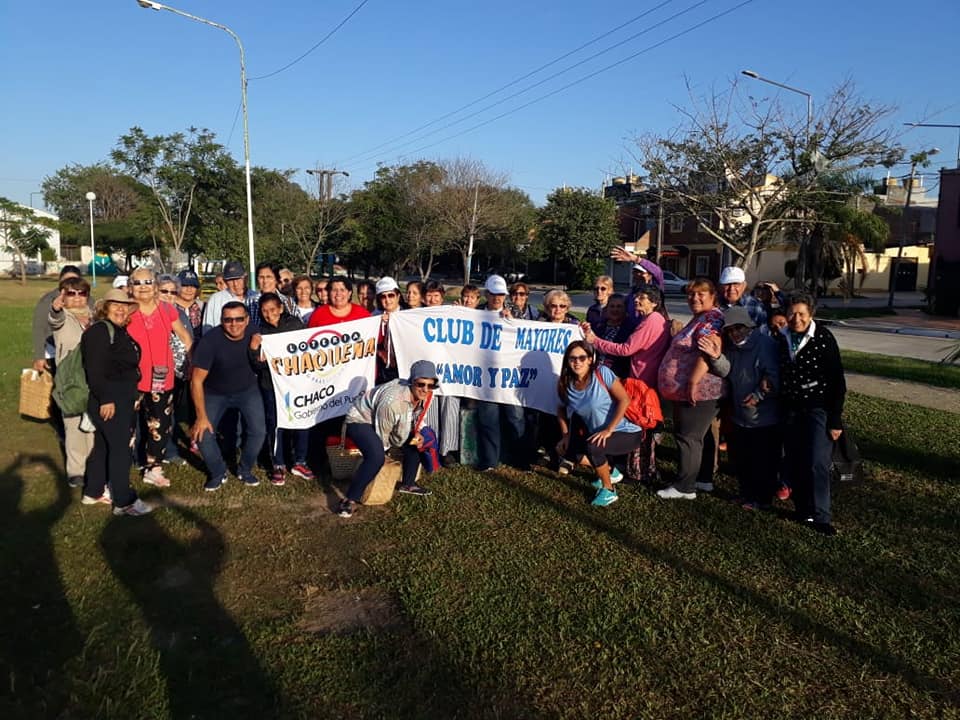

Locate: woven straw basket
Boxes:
[326,425,362,481]
[20,369,53,420]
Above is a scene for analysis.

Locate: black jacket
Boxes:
[776,322,845,429]
[81,320,141,405]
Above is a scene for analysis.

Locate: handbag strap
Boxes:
[413,390,433,433]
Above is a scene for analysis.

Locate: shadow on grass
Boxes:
[485,469,960,707]
[100,502,283,718]
[856,437,959,483]
[0,454,82,718]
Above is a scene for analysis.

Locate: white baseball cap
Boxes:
[719,266,746,285]
[375,276,399,295]
[112,275,129,289]
[484,274,508,295]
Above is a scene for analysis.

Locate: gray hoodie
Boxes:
[707,329,780,428]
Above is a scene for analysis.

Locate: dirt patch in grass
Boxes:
[298,587,403,634]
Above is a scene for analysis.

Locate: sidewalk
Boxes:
[824,310,960,340]
[845,373,960,414]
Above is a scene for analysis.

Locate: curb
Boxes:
[821,319,960,340]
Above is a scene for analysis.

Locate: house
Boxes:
[929,168,960,315]
[0,204,61,276]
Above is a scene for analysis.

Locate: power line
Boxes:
[391,0,757,162]
[250,0,372,81]
[341,0,711,169]
[225,100,242,148]
[335,0,678,165]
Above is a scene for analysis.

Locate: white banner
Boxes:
[260,316,381,429]
[390,306,583,414]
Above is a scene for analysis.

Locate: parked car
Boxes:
[661,271,688,295]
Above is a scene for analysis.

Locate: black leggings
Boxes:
[565,426,644,469]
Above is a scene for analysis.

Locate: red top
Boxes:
[127,302,179,393]
[306,304,370,327]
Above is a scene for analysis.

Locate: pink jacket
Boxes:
[591,312,670,389]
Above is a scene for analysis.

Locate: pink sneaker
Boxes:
[143,466,171,488]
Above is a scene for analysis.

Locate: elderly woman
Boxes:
[48,276,95,488]
[507,281,536,320]
[292,275,318,324]
[174,269,204,340]
[81,289,152,516]
[307,276,371,327]
[249,292,313,486]
[582,284,671,484]
[776,292,846,535]
[404,280,425,309]
[557,341,645,507]
[127,267,194,488]
[585,275,615,331]
[656,277,725,500]
[538,289,578,324]
[158,273,192,465]
[338,360,438,518]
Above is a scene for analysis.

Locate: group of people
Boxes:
[33,255,846,534]
[567,256,845,534]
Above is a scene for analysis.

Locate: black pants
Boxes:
[85,390,138,507]
[729,423,780,505]
[672,400,720,493]
[565,426,644,469]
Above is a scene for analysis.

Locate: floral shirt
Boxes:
[657,308,725,402]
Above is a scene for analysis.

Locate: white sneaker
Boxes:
[695,481,714,492]
[657,486,696,500]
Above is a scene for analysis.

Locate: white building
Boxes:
[0,204,61,275]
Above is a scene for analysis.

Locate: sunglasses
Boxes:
[568,354,590,362]
[65,290,89,297]
[158,289,177,295]
[130,279,154,286]
[379,292,399,299]
[414,381,436,389]
[222,316,247,324]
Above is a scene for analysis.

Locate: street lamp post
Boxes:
[887,148,939,309]
[136,0,256,287]
[904,123,960,169]
[741,70,812,145]
[742,69,815,289]
[85,191,97,288]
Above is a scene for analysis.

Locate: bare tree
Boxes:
[634,78,903,269]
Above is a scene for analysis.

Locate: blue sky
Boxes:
[1,0,958,209]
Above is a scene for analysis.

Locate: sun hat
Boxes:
[102,288,137,304]
[407,359,440,387]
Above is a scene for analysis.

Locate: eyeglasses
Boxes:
[548,304,568,310]
[65,290,88,297]
[593,287,610,292]
[510,291,528,297]
[158,289,176,295]
[414,381,436,389]
[568,354,590,363]
[130,279,154,286]
[379,292,398,299]
[222,316,247,324]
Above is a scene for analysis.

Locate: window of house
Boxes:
[669,215,684,234]
[694,256,710,276]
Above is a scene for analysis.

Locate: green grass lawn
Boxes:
[2,279,959,719]
[841,349,960,389]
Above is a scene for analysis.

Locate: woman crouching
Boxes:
[338,360,438,518]
[556,341,645,507]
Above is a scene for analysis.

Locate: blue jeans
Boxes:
[475,401,529,470]
[261,386,308,468]
[783,408,833,523]
[344,423,420,502]
[197,385,266,481]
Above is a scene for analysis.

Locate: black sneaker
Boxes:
[398,484,432,496]
[812,522,838,536]
[337,499,355,518]
[67,475,84,488]
[440,452,458,468]
[204,475,226,492]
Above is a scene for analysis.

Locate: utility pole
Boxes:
[465,181,480,284]
[655,188,664,265]
[306,168,349,275]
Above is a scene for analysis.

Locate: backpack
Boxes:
[594,369,664,431]
[52,321,114,417]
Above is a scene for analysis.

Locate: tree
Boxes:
[635,78,903,270]
[0,198,53,284]
[537,188,619,287]
[110,126,237,260]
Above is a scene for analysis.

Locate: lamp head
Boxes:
[741,70,759,79]
[85,192,96,201]
[137,0,163,10]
